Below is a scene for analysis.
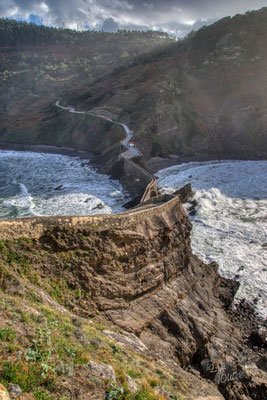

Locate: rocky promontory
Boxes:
[0,194,266,399]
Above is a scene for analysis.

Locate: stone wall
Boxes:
[0,197,180,241]
[123,158,153,197]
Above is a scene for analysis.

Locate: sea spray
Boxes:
[157,160,267,318]
[0,150,127,219]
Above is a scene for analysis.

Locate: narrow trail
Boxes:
[55,101,141,158]
[55,101,157,202]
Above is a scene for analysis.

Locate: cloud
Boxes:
[1,1,266,36]
[101,17,119,32]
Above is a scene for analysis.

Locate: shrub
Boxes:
[0,327,16,341]
[0,360,54,391]
[105,384,124,400]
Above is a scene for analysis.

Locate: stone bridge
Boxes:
[56,101,158,203]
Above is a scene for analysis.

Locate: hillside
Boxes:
[1,10,267,161]
[68,7,267,161]
[0,19,173,149]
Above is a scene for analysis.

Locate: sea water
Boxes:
[0,150,127,219]
[157,160,267,318]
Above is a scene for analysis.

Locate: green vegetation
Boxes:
[0,18,174,148]
[0,19,173,47]
[0,232,187,399]
[1,9,267,157]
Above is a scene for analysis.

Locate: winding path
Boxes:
[55,101,141,158]
[55,101,156,202]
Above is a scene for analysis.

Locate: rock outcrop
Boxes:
[0,195,265,399]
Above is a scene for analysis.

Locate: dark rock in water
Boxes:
[253,297,259,305]
[173,183,194,203]
[215,273,240,309]
[54,185,64,190]
[238,265,245,271]
[92,203,104,210]
[84,197,92,203]
[189,209,196,216]
[249,329,267,347]
[188,199,198,216]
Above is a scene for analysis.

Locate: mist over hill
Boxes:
[69,7,267,161]
[0,19,173,149]
[0,8,267,160]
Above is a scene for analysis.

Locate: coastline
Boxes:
[1,142,266,175]
[146,153,267,174]
[0,142,93,160]
[0,143,266,398]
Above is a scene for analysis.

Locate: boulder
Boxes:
[103,330,147,353]
[174,183,194,203]
[7,384,22,399]
[216,275,240,309]
[0,385,10,400]
[250,329,267,347]
[256,356,267,372]
[125,375,138,394]
[87,361,116,382]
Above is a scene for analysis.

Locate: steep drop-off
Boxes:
[0,196,266,399]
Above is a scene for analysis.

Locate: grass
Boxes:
[0,291,186,398]
[0,233,188,399]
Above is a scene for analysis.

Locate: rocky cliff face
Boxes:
[0,196,265,399]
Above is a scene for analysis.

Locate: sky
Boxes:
[1,0,266,36]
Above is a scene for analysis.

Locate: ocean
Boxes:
[0,150,127,219]
[1,152,266,318]
[157,160,267,318]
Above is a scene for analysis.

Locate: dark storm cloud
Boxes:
[1,1,267,35]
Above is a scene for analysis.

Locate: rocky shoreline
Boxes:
[0,191,266,399]
[146,153,267,174]
[0,142,93,159]
[0,144,266,399]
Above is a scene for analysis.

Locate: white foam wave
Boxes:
[2,182,36,216]
[0,150,127,219]
[157,160,267,318]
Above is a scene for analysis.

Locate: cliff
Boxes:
[0,196,266,399]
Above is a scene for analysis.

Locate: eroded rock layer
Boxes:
[0,196,265,399]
